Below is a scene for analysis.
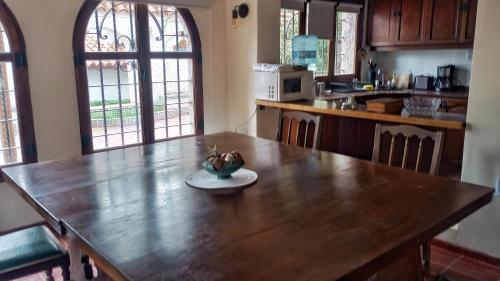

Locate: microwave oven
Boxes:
[255,70,315,102]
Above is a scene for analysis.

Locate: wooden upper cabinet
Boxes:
[396,0,425,44]
[460,0,477,43]
[368,0,397,45]
[367,0,477,49]
[425,0,461,43]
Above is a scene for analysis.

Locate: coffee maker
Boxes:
[434,65,455,91]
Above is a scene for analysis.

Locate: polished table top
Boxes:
[2,133,493,280]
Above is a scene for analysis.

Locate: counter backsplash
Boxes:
[360,49,472,87]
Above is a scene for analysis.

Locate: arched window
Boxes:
[74,0,203,154]
[0,1,36,167]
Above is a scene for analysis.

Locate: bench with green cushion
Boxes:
[0,225,70,280]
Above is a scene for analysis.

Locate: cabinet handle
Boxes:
[394,10,401,17]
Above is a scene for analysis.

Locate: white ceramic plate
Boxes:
[185,168,258,194]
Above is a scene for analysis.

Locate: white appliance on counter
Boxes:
[254,64,315,102]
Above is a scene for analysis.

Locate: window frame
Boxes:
[292,7,363,83]
[331,10,363,83]
[0,0,37,170]
[73,1,204,155]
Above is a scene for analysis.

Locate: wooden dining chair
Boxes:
[277,111,322,149]
[0,225,71,281]
[372,124,444,276]
[372,124,444,176]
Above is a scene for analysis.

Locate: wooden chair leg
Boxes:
[45,269,55,281]
[423,241,431,276]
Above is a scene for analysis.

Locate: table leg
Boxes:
[358,245,424,281]
[423,241,431,276]
[66,236,114,280]
[68,238,85,280]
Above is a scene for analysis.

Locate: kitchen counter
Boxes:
[256,99,466,130]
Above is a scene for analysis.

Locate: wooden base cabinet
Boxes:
[367,0,477,49]
[318,115,464,179]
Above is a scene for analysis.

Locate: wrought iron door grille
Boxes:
[81,0,199,151]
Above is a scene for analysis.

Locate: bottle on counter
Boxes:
[391,73,396,89]
[409,70,413,88]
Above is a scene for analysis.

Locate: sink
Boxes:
[333,88,368,93]
[329,82,368,94]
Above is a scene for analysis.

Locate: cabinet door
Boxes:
[425,0,461,43]
[396,0,425,44]
[368,0,398,46]
[460,0,477,43]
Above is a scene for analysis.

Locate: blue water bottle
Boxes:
[292,35,318,69]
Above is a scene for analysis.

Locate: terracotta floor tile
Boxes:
[459,255,500,275]
[13,267,63,281]
[431,245,463,274]
[441,256,500,281]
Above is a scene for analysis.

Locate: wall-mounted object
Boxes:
[232,3,249,29]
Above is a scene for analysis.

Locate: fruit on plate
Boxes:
[203,146,245,178]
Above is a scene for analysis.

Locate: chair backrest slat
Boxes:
[402,137,409,169]
[388,135,396,167]
[415,139,424,172]
[429,131,444,176]
[303,123,309,148]
[278,111,322,149]
[286,118,293,145]
[372,124,444,175]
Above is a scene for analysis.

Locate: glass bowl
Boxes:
[402,97,442,117]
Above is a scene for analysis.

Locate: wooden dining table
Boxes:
[2,132,494,280]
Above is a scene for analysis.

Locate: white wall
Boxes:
[191,0,229,134]
[224,0,281,137]
[225,0,259,135]
[255,0,281,140]
[437,0,500,258]
[372,49,473,86]
[0,0,228,232]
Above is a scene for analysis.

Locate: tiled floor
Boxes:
[13,245,500,281]
[430,245,500,281]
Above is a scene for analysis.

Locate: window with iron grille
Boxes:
[334,11,358,76]
[279,7,361,81]
[74,0,203,154]
[0,2,36,168]
[280,9,299,65]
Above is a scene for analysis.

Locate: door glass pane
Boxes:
[86,59,142,150]
[149,5,192,52]
[0,62,22,165]
[151,58,195,140]
[0,21,10,53]
[315,39,330,77]
[334,12,358,76]
[280,9,300,64]
[85,1,137,52]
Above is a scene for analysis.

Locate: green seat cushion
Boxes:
[0,226,65,272]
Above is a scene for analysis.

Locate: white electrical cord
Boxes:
[234,106,258,134]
